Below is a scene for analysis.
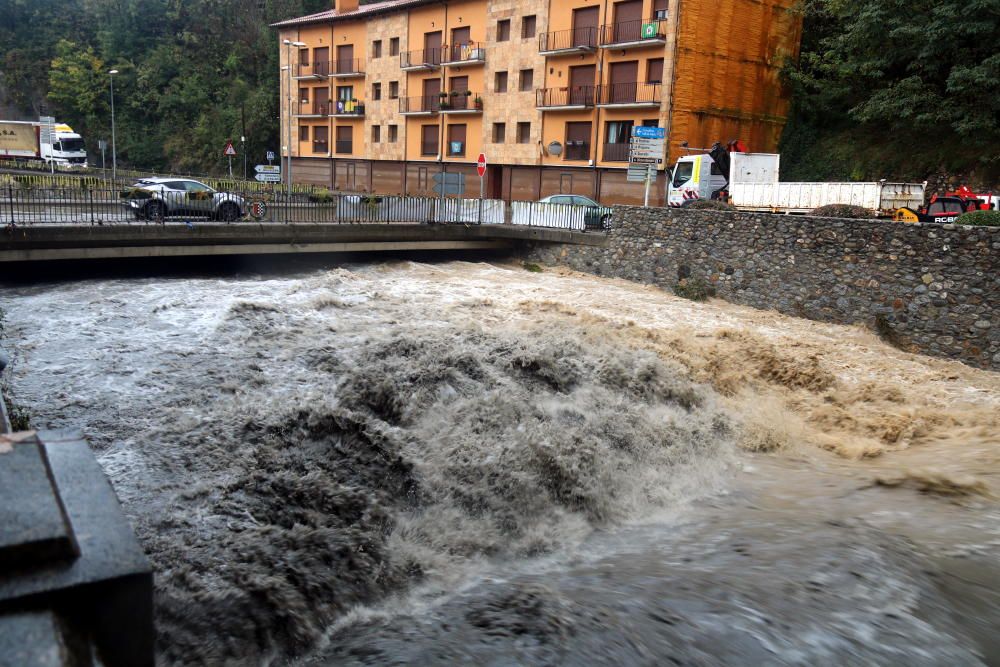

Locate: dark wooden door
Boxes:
[612,0,643,42]
[449,75,469,109]
[424,31,442,64]
[314,86,330,115]
[336,45,354,74]
[569,64,595,106]
[572,6,599,47]
[565,121,592,160]
[609,61,638,103]
[314,47,329,76]
[422,77,441,111]
[451,26,471,61]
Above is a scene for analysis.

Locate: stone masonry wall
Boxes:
[523,206,1000,370]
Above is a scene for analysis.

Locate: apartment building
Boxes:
[274,0,801,205]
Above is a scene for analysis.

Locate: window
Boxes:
[672,161,694,187]
[564,121,591,160]
[647,58,664,84]
[604,120,633,161]
[390,37,399,56]
[492,122,506,143]
[299,125,309,141]
[421,124,438,155]
[517,121,530,144]
[336,85,354,101]
[335,126,351,154]
[519,69,533,91]
[371,125,381,143]
[447,124,467,156]
[497,19,510,41]
[521,15,536,39]
[494,71,508,93]
[372,82,382,100]
[372,40,382,58]
[389,81,399,99]
[314,126,329,153]
[388,124,398,143]
[298,48,309,65]
[299,87,309,103]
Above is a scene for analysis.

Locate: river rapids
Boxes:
[2,259,998,666]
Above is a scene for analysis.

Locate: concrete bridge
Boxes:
[0,222,605,263]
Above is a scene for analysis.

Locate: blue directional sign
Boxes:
[633,126,665,139]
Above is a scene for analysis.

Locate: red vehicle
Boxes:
[894,186,996,224]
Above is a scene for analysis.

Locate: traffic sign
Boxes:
[255,164,280,173]
[476,153,487,178]
[266,150,276,162]
[255,172,281,182]
[627,163,655,183]
[628,157,660,164]
[249,200,268,219]
[223,140,237,157]
[633,126,665,139]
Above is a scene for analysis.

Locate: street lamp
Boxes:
[283,39,306,196]
[108,69,119,183]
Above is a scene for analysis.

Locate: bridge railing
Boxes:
[1,185,605,230]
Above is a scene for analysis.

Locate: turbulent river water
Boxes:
[2,259,999,666]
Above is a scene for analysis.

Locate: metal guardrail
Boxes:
[538,27,598,52]
[400,95,441,114]
[597,81,662,106]
[536,85,597,108]
[600,17,668,45]
[400,47,442,69]
[0,186,609,229]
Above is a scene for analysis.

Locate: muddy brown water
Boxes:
[2,260,997,666]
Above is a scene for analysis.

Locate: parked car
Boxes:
[538,194,613,230]
[122,177,246,221]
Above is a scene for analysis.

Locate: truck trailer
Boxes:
[667,142,925,215]
[0,120,88,168]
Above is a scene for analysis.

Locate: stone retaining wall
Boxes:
[522,206,999,370]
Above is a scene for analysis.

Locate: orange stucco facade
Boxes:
[275,0,801,205]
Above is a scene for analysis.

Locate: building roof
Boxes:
[271,0,436,27]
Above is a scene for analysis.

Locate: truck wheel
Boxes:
[217,202,240,222]
[144,200,166,221]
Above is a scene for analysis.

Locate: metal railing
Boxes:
[564,142,591,161]
[296,61,330,78]
[442,42,486,63]
[335,140,353,155]
[312,140,329,154]
[602,142,630,162]
[330,99,365,116]
[0,186,611,230]
[600,18,668,45]
[536,86,597,108]
[295,101,331,116]
[440,93,483,112]
[400,95,442,114]
[597,81,662,105]
[330,58,365,76]
[538,27,598,52]
[400,47,442,68]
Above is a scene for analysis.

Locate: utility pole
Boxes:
[108,70,119,183]
[283,39,306,196]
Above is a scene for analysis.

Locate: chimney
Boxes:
[336,0,359,13]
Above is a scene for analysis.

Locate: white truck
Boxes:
[0,120,88,168]
[667,143,925,215]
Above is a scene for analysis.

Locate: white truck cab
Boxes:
[667,153,728,207]
[42,124,88,168]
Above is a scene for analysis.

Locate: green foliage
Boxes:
[810,204,874,219]
[674,278,714,302]
[781,0,1000,185]
[685,199,737,211]
[309,189,335,203]
[957,210,1000,227]
[522,262,543,273]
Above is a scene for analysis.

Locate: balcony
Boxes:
[294,61,330,80]
[439,93,483,114]
[329,59,365,78]
[400,48,441,71]
[335,140,353,155]
[564,141,591,161]
[538,27,598,55]
[602,142,630,162]
[399,95,441,115]
[294,101,331,117]
[536,86,596,110]
[596,81,662,108]
[599,18,668,48]
[441,42,486,66]
[312,140,329,154]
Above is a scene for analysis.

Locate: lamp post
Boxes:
[283,39,306,196]
[108,69,118,183]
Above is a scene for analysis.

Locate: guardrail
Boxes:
[0,186,608,230]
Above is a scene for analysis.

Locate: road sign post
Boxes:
[224,140,237,178]
[476,153,487,224]
[629,127,666,207]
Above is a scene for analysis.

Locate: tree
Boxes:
[47,39,108,137]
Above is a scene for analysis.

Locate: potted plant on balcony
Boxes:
[473,95,483,110]
[439,91,450,109]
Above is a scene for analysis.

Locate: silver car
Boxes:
[123,177,245,221]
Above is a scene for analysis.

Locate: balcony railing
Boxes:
[335,140,353,155]
[312,140,329,154]
[441,42,487,65]
[439,93,483,113]
[295,101,331,116]
[602,142,630,162]
[400,48,442,70]
[536,85,596,108]
[330,99,365,116]
[399,95,441,114]
[600,18,668,46]
[538,27,598,54]
[295,61,330,78]
[596,81,662,106]
[564,141,590,161]
[329,58,365,77]
[420,141,438,156]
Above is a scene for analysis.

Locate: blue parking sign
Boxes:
[633,126,665,139]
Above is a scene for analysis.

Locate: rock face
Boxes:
[522,206,999,370]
